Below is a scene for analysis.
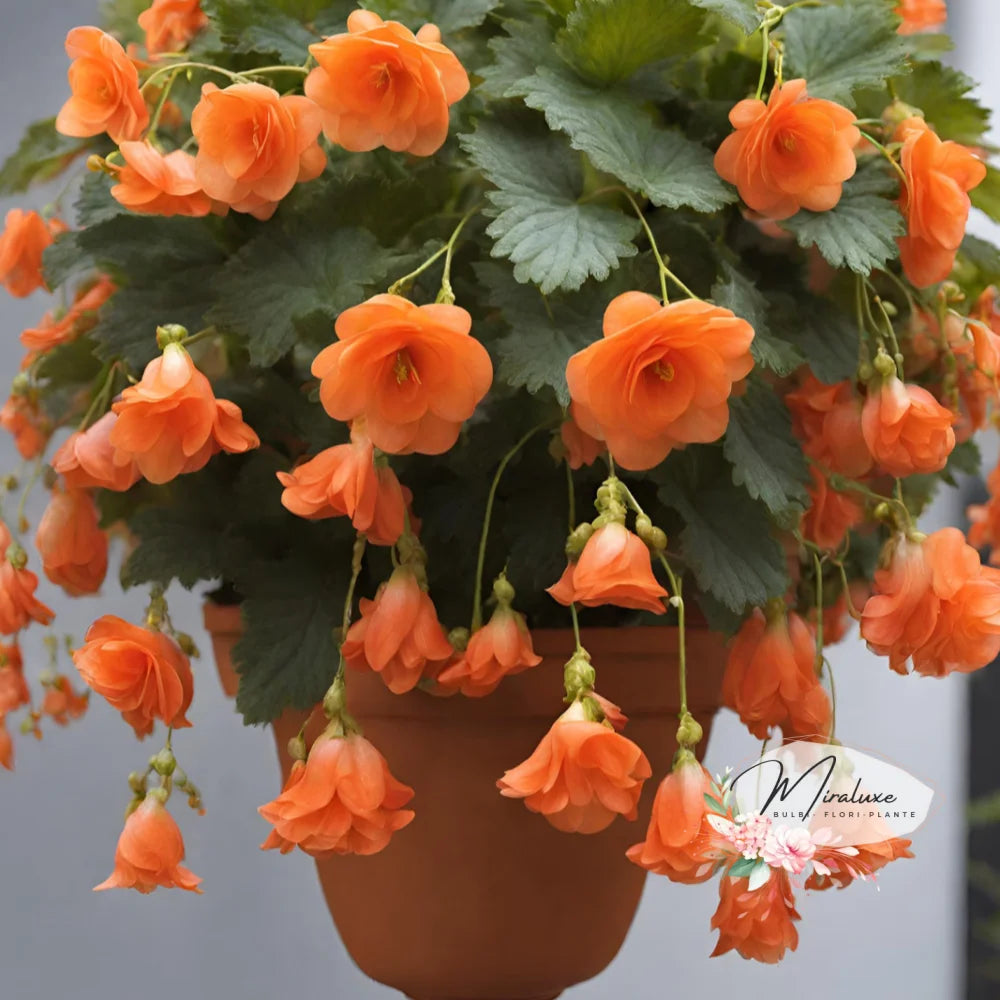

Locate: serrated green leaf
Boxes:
[460,116,640,293]
[477,261,602,403]
[782,166,903,275]
[688,0,761,33]
[659,458,789,613]
[74,171,126,228]
[711,262,802,375]
[362,0,500,33]
[478,19,557,99]
[204,0,348,59]
[960,233,1000,282]
[770,292,858,383]
[518,66,734,214]
[782,2,907,106]
[0,118,93,197]
[724,379,810,521]
[972,167,1000,227]
[559,0,709,85]
[893,61,990,146]
[208,225,397,367]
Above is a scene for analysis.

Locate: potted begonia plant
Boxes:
[0,0,998,996]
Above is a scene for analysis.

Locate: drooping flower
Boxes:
[72,615,194,738]
[722,606,832,741]
[0,210,65,298]
[497,698,651,834]
[110,341,259,484]
[51,412,142,492]
[0,525,54,635]
[565,293,754,470]
[94,793,202,893]
[894,0,947,34]
[191,82,325,220]
[110,142,215,218]
[968,459,1000,564]
[627,753,730,883]
[785,372,872,478]
[312,294,493,455]
[807,836,914,890]
[0,644,29,714]
[305,10,469,156]
[559,417,605,470]
[710,870,800,963]
[547,522,668,615]
[259,730,415,857]
[56,27,149,143]
[21,275,115,354]
[35,486,108,597]
[138,0,209,57]
[0,391,51,460]
[801,467,864,551]
[862,371,955,477]
[0,718,13,771]
[896,116,985,287]
[436,580,542,697]
[342,565,454,694]
[40,674,89,726]
[277,421,408,546]
[860,528,1000,676]
[714,79,861,220]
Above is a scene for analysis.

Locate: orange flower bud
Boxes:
[35,486,109,596]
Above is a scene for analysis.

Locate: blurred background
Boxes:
[0,2,997,998]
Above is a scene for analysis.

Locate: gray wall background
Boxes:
[0,2,993,998]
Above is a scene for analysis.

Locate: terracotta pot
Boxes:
[204,602,727,1000]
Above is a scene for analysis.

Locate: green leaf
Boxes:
[711,262,802,375]
[782,166,903,275]
[478,18,557,99]
[208,225,397,367]
[460,115,640,294]
[782,2,907,106]
[204,0,348,60]
[0,118,93,196]
[477,261,602,404]
[658,453,789,613]
[688,0,761,33]
[74,171,126,228]
[728,856,757,879]
[972,167,1000,227]
[723,379,810,523]
[362,0,501,33]
[960,233,1000,282]
[518,66,735,214]
[770,292,858,384]
[704,793,728,816]
[893,61,990,146]
[558,0,709,85]
[234,557,345,725]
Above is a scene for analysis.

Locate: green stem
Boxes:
[569,601,583,653]
[389,204,481,299]
[470,423,550,631]
[564,458,576,532]
[339,533,367,652]
[658,553,687,715]
[147,67,181,139]
[812,549,825,676]
[15,459,43,531]
[77,362,122,431]
[179,326,219,349]
[620,190,700,303]
[824,657,838,740]
[755,24,771,101]
[859,131,909,189]
[437,204,482,304]
[141,61,243,92]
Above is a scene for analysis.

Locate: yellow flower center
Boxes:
[654,360,675,382]
[394,350,420,384]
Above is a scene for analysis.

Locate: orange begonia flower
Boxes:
[436,604,542,697]
[110,142,215,218]
[95,793,202,893]
[498,698,651,834]
[0,210,65,299]
[895,0,947,34]
[72,615,194,738]
[21,275,115,354]
[51,412,142,492]
[0,392,51,460]
[40,674,89,726]
[191,82,325,220]
[559,417,605,470]
[565,292,754,470]
[861,528,1000,676]
[785,372,872,478]
[896,117,985,287]
[259,731,415,857]
[0,717,12,771]
[305,10,469,156]
[138,0,209,57]
[968,460,1000,565]
[0,644,29,715]
[714,79,861,221]
[801,467,864,552]
[711,870,800,963]
[56,27,149,143]
[547,522,668,615]
[627,754,731,884]
[807,836,913,890]
[110,342,259,484]
[312,294,493,455]
[277,421,408,546]
[342,565,454,693]
[722,606,832,741]
[0,524,54,636]
[861,372,955,477]
[35,487,108,597]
